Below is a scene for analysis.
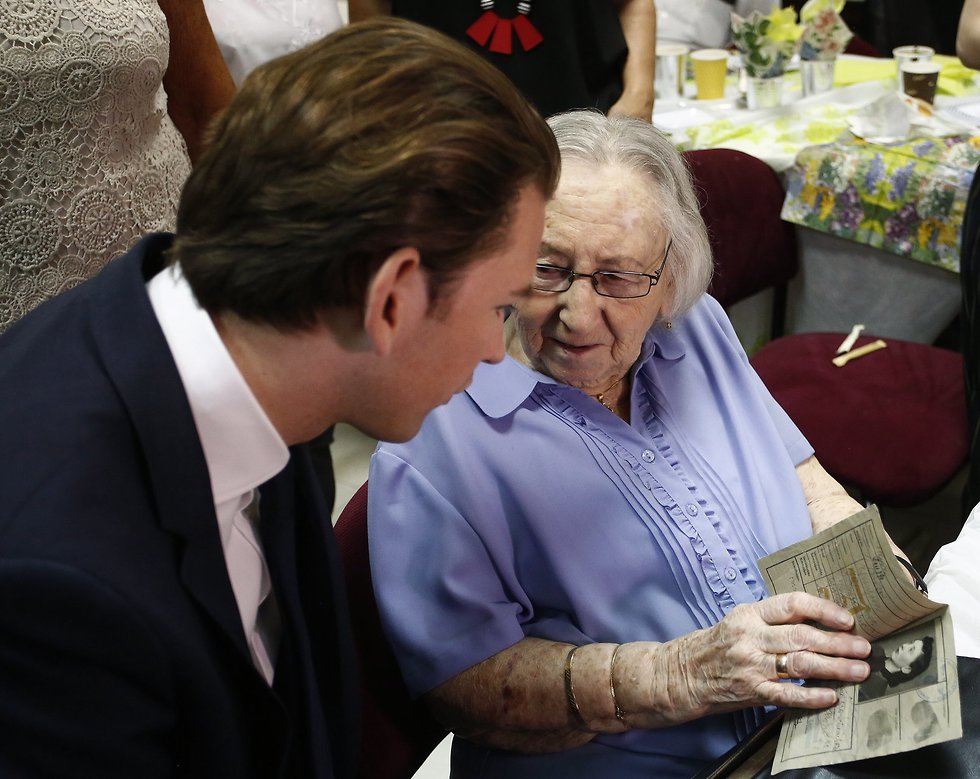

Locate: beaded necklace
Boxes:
[467,0,543,54]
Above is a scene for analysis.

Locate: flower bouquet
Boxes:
[731,7,803,79]
[799,0,853,61]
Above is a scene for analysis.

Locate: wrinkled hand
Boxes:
[652,593,871,723]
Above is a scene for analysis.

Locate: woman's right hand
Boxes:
[422,593,871,752]
[613,592,872,728]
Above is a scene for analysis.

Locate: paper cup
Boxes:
[901,60,941,104]
[655,43,689,102]
[892,44,935,87]
[690,48,728,101]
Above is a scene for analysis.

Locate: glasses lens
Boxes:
[595,272,651,298]
[532,265,571,291]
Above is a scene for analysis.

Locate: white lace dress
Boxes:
[0,0,192,331]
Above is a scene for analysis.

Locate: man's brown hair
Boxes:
[171,18,559,329]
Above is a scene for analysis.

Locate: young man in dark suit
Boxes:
[0,19,558,778]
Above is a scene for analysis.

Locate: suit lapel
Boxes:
[87,235,252,664]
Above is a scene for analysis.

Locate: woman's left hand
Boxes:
[613,591,872,728]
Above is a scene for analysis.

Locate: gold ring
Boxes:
[775,653,792,679]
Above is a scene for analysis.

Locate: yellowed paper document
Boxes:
[758,505,962,774]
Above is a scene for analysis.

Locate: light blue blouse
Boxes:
[368,295,815,778]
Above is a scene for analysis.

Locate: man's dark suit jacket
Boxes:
[0,234,358,778]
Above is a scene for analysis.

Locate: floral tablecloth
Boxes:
[781,135,980,272]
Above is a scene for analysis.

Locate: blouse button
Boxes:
[725,567,738,581]
[641,449,655,463]
[686,503,699,516]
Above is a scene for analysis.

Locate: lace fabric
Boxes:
[0,0,192,332]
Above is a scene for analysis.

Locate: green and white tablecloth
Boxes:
[659,56,980,272]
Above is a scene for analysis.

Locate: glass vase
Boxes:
[746,75,783,110]
[801,58,837,97]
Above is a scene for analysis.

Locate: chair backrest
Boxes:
[843,34,882,58]
[334,481,448,779]
[685,148,799,338]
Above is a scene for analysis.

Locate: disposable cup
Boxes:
[892,44,935,87]
[690,48,728,101]
[901,60,941,104]
[655,43,689,102]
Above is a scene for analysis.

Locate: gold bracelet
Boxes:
[609,644,628,725]
[564,646,587,727]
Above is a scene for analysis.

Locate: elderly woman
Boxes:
[367,111,908,777]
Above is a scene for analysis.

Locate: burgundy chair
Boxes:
[334,482,447,779]
[686,147,799,339]
[750,334,967,508]
[844,34,882,58]
[686,147,968,512]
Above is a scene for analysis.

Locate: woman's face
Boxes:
[890,639,925,671]
[507,162,673,396]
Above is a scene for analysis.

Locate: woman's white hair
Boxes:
[546,111,713,318]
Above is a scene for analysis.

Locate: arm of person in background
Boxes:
[423,594,869,753]
[159,0,236,163]
[957,0,980,70]
[795,455,919,582]
[348,0,392,23]
[608,0,657,121]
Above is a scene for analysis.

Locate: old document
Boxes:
[759,505,961,774]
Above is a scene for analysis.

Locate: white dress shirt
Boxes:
[148,264,290,684]
[926,502,980,659]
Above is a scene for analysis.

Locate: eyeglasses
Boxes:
[531,240,671,299]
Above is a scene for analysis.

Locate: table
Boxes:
[654,56,980,344]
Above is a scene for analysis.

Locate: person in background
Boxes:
[367,110,920,779]
[960,0,980,67]
[926,500,980,658]
[204,0,345,84]
[921,0,980,689]
[0,19,558,778]
[957,0,980,528]
[349,0,657,120]
[0,0,234,333]
[657,0,778,50]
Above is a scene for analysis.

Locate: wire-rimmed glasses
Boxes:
[531,240,672,299]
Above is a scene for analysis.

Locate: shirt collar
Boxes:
[468,323,686,419]
[147,265,289,504]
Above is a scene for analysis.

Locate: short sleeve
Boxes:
[368,449,527,696]
[702,295,814,466]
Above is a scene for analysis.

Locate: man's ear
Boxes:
[362,247,426,356]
